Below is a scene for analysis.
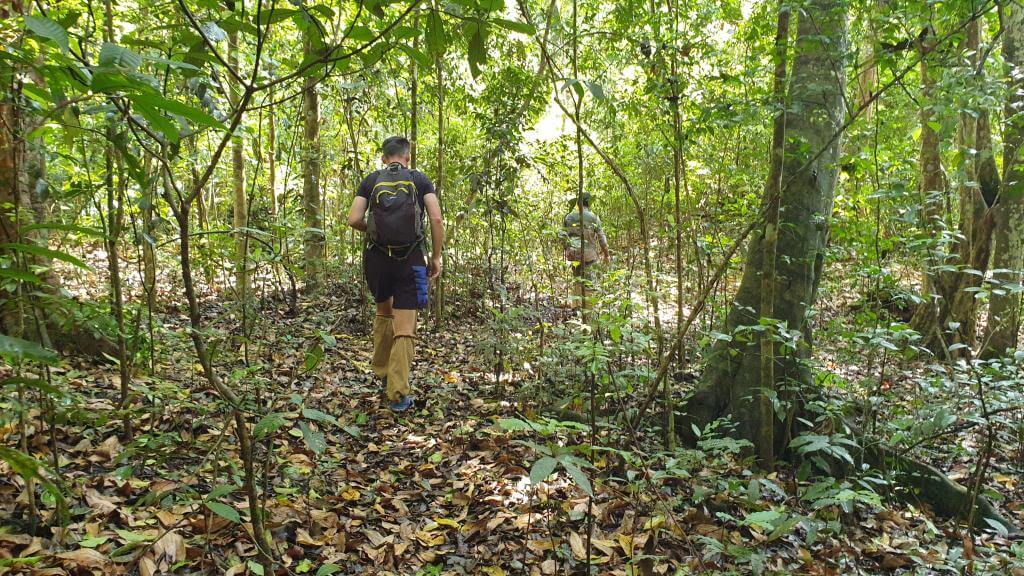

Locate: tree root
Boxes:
[865,444,1020,535]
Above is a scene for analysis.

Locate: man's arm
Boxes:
[424,193,445,279]
[347,196,369,232]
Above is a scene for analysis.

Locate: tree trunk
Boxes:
[755,0,791,467]
[679,0,847,453]
[909,26,953,356]
[268,86,277,217]
[302,33,324,285]
[0,24,114,357]
[984,1,1024,358]
[229,27,249,301]
[432,54,446,329]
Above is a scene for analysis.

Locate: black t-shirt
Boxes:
[356,165,436,210]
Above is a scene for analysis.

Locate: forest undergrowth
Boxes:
[2,259,1023,576]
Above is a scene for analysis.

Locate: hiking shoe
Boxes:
[389,395,415,412]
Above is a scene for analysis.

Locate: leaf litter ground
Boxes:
[1,279,1023,576]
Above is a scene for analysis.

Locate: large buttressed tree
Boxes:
[680,0,848,452]
[984,0,1024,358]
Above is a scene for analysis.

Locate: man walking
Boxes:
[562,192,609,279]
[347,136,444,411]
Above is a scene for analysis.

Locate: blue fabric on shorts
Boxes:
[412,266,428,307]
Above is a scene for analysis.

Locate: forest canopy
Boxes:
[1,0,1024,573]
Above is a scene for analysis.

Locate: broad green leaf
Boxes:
[1,376,60,395]
[0,242,89,270]
[586,81,605,100]
[140,54,201,72]
[206,502,241,523]
[467,24,487,79]
[744,510,784,529]
[206,484,238,500]
[347,25,375,42]
[529,456,557,485]
[24,16,69,53]
[301,408,338,426]
[257,7,299,25]
[90,70,140,93]
[299,421,326,455]
[0,334,58,364]
[492,18,535,36]
[115,529,153,543]
[424,10,446,56]
[316,564,342,576]
[0,269,42,284]
[497,418,531,431]
[253,412,289,439]
[78,536,110,548]
[304,341,323,372]
[560,458,593,496]
[128,92,223,130]
[134,102,181,143]
[0,447,64,510]
[200,22,228,43]
[248,560,265,575]
[399,44,431,68]
[99,43,142,71]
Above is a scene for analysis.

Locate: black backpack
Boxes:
[367,164,423,257]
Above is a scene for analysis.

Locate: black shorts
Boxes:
[363,246,429,310]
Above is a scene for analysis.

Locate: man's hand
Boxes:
[429,255,443,279]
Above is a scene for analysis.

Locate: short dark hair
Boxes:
[382,136,411,158]
[578,192,591,208]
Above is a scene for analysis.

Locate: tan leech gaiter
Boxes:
[386,335,414,401]
[372,315,394,378]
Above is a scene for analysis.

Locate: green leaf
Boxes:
[0,269,43,285]
[399,44,431,68]
[1,376,60,395]
[206,484,238,500]
[492,18,535,35]
[303,341,324,372]
[21,222,105,237]
[0,242,90,270]
[128,92,223,130]
[78,536,110,548]
[253,412,289,439]
[586,81,605,100]
[248,560,265,575]
[0,447,64,511]
[140,54,201,73]
[24,16,69,53]
[301,408,338,426]
[347,25,375,42]
[257,7,299,25]
[316,564,342,576]
[744,510,784,529]
[99,42,142,71]
[206,502,241,523]
[134,102,181,143]
[299,421,326,455]
[529,456,557,485]
[560,458,593,496]
[497,418,531,431]
[0,334,58,364]
[425,10,446,56]
[115,529,154,543]
[467,22,487,79]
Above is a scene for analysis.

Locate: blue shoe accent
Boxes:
[390,396,415,412]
